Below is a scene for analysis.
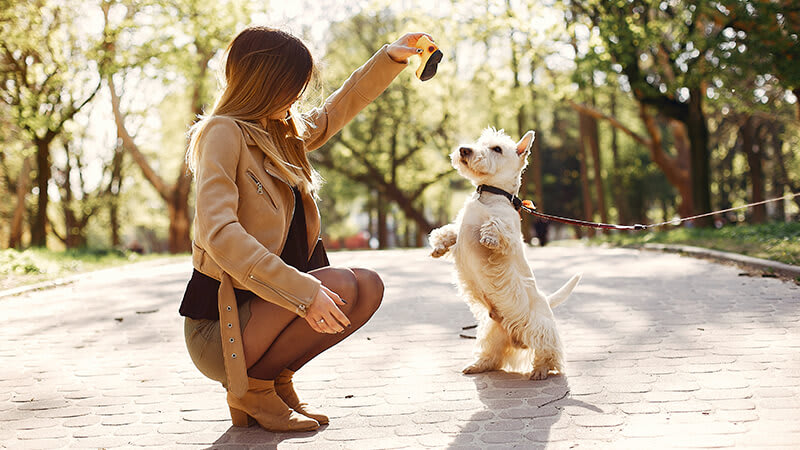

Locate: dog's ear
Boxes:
[516,131,535,156]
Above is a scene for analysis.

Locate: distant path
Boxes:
[1,246,798,448]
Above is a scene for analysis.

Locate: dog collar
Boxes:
[476,185,523,211]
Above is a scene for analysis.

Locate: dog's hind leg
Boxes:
[429,224,458,258]
[463,319,509,374]
[530,331,565,380]
[531,351,562,380]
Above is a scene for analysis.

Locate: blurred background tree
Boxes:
[1,0,103,247]
[1,0,798,253]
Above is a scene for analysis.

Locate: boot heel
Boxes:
[229,407,254,427]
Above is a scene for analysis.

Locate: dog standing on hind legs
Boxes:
[429,128,581,380]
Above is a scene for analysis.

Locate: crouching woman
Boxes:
[178,26,429,431]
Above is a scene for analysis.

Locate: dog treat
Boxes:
[415,35,443,81]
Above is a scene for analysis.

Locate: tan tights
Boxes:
[241,267,383,380]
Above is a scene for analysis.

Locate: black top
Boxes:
[179,187,327,320]
[280,187,310,273]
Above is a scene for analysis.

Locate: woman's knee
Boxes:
[352,268,384,307]
[311,267,358,304]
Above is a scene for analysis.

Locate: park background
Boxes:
[1,0,799,287]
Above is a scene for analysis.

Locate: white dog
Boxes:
[429,128,581,380]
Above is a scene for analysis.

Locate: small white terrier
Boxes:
[429,128,581,380]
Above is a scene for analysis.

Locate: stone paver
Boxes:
[1,246,799,448]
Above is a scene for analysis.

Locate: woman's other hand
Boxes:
[387,32,434,64]
[304,285,351,333]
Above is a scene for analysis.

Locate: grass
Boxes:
[590,222,800,266]
[0,248,183,292]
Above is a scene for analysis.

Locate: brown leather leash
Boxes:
[477,185,800,231]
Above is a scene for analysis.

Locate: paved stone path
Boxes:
[1,246,799,449]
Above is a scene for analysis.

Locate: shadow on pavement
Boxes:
[448,371,600,448]
[211,424,322,448]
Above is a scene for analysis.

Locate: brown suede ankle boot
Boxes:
[274,369,329,425]
[227,377,319,432]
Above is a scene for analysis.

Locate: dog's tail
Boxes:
[547,273,582,308]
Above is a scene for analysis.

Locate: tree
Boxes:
[50,124,120,248]
[0,1,103,246]
[565,1,727,225]
[102,0,252,253]
[568,100,693,217]
[0,102,32,248]
[312,8,455,248]
[711,1,800,120]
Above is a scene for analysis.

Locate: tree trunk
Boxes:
[577,112,595,237]
[367,192,375,241]
[741,116,766,223]
[771,121,800,212]
[403,221,412,248]
[376,190,388,249]
[380,183,434,234]
[167,198,192,253]
[416,226,425,248]
[531,128,544,212]
[769,123,786,220]
[31,139,52,247]
[609,94,627,224]
[586,112,607,228]
[9,156,32,249]
[519,146,533,243]
[109,75,192,253]
[109,200,120,248]
[61,156,79,249]
[794,88,800,121]
[108,145,124,247]
[686,89,712,227]
[719,126,737,210]
[512,43,532,244]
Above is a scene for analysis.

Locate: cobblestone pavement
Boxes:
[1,245,799,449]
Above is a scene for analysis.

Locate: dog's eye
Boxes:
[491,146,503,154]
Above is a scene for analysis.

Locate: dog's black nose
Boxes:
[459,147,472,157]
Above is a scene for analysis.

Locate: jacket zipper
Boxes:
[248,273,307,312]
[246,171,264,194]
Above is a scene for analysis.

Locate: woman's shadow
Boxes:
[210,423,323,448]
[449,370,601,448]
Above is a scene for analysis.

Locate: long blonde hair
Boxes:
[187,26,321,194]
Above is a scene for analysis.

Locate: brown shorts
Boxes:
[183,299,253,388]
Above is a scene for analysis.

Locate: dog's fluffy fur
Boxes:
[430,128,581,380]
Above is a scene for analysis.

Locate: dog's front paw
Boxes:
[431,246,449,258]
[462,360,494,374]
[479,234,500,249]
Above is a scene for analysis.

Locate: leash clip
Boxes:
[521,199,536,212]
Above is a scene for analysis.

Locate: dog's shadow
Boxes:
[450,371,601,448]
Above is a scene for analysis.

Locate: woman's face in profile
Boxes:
[268,89,304,120]
[268,103,293,120]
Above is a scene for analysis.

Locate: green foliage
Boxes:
[0,247,176,290]
[594,222,800,266]
[1,0,799,252]
[0,0,102,139]
[313,6,459,237]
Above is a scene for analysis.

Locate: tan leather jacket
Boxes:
[192,45,407,317]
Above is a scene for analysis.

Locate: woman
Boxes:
[178,27,430,432]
